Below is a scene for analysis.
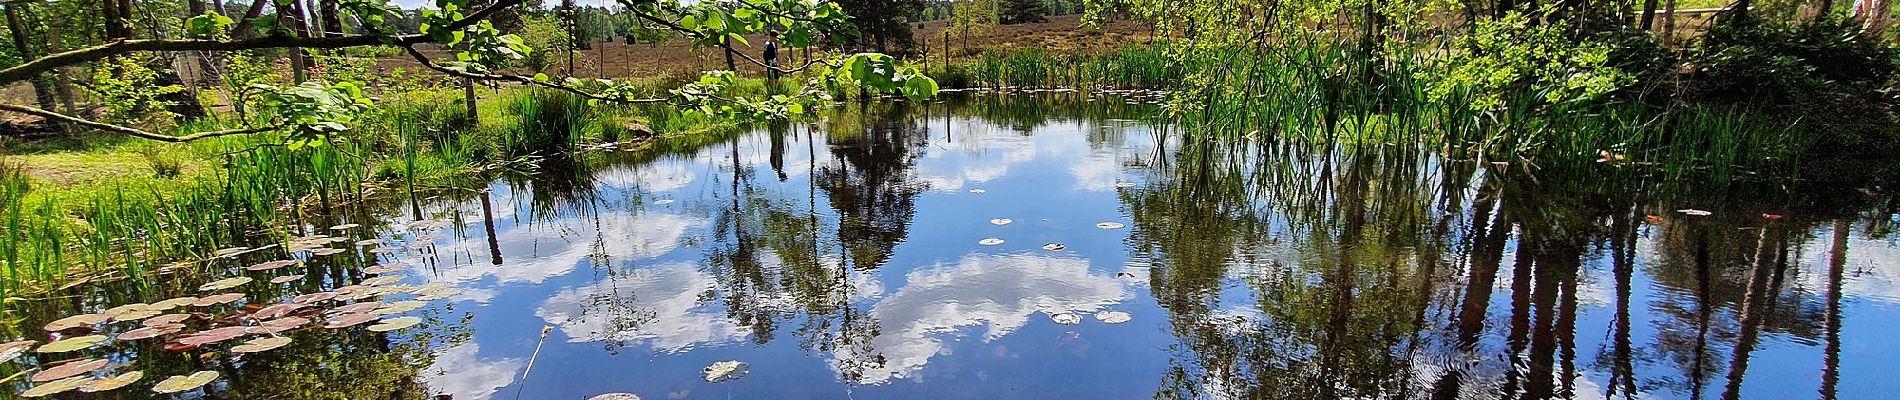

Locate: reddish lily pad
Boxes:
[193,293,246,307]
[290,292,338,304]
[0,340,38,362]
[323,313,378,329]
[149,297,199,310]
[117,325,182,341]
[30,358,107,382]
[269,274,306,284]
[328,302,383,315]
[143,313,193,327]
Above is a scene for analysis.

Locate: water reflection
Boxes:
[9,93,1897,399]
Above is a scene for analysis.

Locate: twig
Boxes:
[514,325,554,400]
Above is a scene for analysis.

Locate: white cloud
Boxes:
[409,211,702,286]
[536,262,749,350]
[837,253,1130,384]
[424,343,525,400]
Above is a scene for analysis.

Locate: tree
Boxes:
[835,0,929,52]
[950,0,997,49]
[0,0,938,143]
[1000,0,1045,24]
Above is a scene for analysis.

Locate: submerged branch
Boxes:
[0,104,276,142]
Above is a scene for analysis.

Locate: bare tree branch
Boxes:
[0,104,276,142]
[398,46,672,104]
[619,3,833,74]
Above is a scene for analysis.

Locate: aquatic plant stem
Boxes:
[516,325,553,400]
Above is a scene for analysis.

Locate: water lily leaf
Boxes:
[967,188,987,193]
[1095,311,1132,324]
[79,371,143,393]
[193,293,246,307]
[291,292,337,304]
[371,300,426,315]
[151,371,218,394]
[701,360,748,383]
[415,288,462,301]
[259,316,312,330]
[978,238,1005,246]
[198,277,253,292]
[1114,181,1136,188]
[653,199,675,205]
[308,248,348,256]
[112,309,162,322]
[101,303,150,318]
[363,264,403,274]
[355,238,384,246]
[143,314,193,327]
[367,316,421,332]
[30,358,107,382]
[588,394,642,400]
[1048,312,1082,325]
[150,297,199,310]
[245,260,297,271]
[329,302,383,315]
[175,330,246,347]
[43,313,109,331]
[989,218,1012,225]
[213,247,249,257]
[368,246,401,254]
[360,276,402,286]
[230,336,292,353]
[323,313,377,329]
[0,340,38,362]
[117,325,181,341]
[1041,243,1067,251]
[20,376,92,397]
[1677,209,1712,216]
[1095,222,1126,229]
[270,274,305,284]
[36,335,106,353]
[330,223,360,230]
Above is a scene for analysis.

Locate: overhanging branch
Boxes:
[0,104,277,142]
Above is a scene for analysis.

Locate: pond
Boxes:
[5,94,1899,399]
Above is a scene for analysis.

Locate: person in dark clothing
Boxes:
[763,30,780,81]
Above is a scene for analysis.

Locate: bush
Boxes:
[1689,17,1899,102]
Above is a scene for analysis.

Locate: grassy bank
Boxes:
[0,79,768,300]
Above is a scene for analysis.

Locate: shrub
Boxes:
[1689,17,1899,103]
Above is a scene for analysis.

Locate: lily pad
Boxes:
[323,313,378,329]
[367,316,422,332]
[198,277,253,292]
[20,376,93,397]
[291,292,338,304]
[701,360,749,383]
[416,288,463,301]
[371,300,426,315]
[355,238,385,246]
[246,260,298,271]
[101,303,150,318]
[309,248,348,256]
[978,238,1005,246]
[1114,182,1136,188]
[36,335,107,353]
[143,314,193,327]
[968,188,987,193]
[151,371,218,394]
[330,223,360,230]
[192,293,246,307]
[43,313,110,331]
[363,264,403,274]
[117,325,182,341]
[989,218,1012,225]
[360,275,402,286]
[1095,222,1126,229]
[588,394,642,400]
[329,302,383,315]
[1095,311,1132,324]
[149,296,200,310]
[653,199,676,205]
[79,371,143,393]
[259,316,312,330]
[270,274,306,284]
[213,247,249,257]
[1041,242,1067,251]
[230,336,293,353]
[30,358,107,382]
[1048,312,1082,325]
[0,340,38,362]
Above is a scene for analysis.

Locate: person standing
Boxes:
[763,30,781,81]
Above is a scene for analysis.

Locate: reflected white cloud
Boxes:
[424,343,524,400]
[594,163,697,194]
[839,253,1128,384]
[416,212,702,286]
[536,262,748,351]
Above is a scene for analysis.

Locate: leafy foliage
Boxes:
[1689,17,1899,102]
[1428,11,1637,111]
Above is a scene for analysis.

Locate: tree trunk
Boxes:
[283,1,309,82]
[1642,0,1660,29]
[102,1,129,40]
[464,78,479,126]
[213,0,227,15]
[42,16,74,112]
[231,0,268,38]
[3,5,59,112]
[186,0,218,83]
[723,42,736,71]
[1664,0,1679,45]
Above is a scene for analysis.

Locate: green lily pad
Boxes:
[0,340,38,362]
[978,238,1005,246]
[366,316,421,332]
[588,394,643,400]
[230,336,292,353]
[371,300,426,315]
[270,274,306,284]
[198,277,253,292]
[151,371,218,394]
[363,264,403,274]
[1095,222,1126,229]
[143,313,192,327]
[149,297,199,310]
[1095,311,1132,324]
[246,260,298,271]
[111,309,162,322]
[360,275,402,286]
[43,313,109,331]
[192,293,246,307]
[330,223,360,230]
[323,313,378,329]
[79,371,143,393]
[36,335,107,353]
[20,376,93,397]
[101,303,150,317]
[701,360,749,383]
[990,218,1013,225]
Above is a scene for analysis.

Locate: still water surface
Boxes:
[8,95,1900,399]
